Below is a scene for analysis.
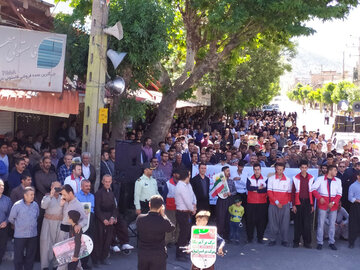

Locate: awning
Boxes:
[0,89,79,117]
[132,89,201,109]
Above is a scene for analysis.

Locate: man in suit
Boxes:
[190,163,210,211]
[182,140,197,170]
[81,152,96,193]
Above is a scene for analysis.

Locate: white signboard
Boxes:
[0,26,67,93]
[192,165,319,205]
[190,226,217,269]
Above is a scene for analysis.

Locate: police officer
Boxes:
[137,195,175,270]
[134,163,159,215]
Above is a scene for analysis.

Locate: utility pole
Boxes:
[343,51,345,80]
[82,0,109,190]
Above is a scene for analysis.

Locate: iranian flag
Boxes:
[209,173,225,198]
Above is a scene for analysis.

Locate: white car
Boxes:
[262,105,274,112]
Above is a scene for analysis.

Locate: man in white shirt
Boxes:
[175,169,196,261]
[64,164,84,194]
[81,152,96,192]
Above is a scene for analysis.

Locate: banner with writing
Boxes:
[190,226,217,269]
[192,165,319,205]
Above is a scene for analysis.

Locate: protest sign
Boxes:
[190,226,217,269]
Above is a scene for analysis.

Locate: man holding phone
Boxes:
[40,181,63,270]
[136,195,175,270]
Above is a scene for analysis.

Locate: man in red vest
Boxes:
[291,160,315,248]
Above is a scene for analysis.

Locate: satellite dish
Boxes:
[337,100,349,111]
[106,77,126,95]
[107,49,127,69]
[353,102,360,112]
[103,21,123,40]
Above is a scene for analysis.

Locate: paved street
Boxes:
[1,222,359,270]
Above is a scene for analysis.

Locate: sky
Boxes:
[46,1,360,70]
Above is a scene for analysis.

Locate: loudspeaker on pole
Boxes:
[103,21,123,40]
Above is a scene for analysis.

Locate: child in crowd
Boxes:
[190,211,225,270]
[67,210,82,270]
[228,198,244,244]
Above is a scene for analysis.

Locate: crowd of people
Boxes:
[1,110,360,270]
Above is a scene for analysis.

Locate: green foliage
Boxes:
[107,0,174,89]
[321,82,336,105]
[112,97,149,123]
[331,81,355,104]
[199,37,291,115]
[53,12,89,80]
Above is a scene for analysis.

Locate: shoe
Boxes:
[281,241,289,247]
[101,259,111,265]
[293,243,299,248]
[329,244,337,250]
[121,243,134,250]
[227,239,233,244]
[349,244,354,249]
[111,245,121,253]
[304,244,312,249]
[257,239,264,244]
[82,265,92,270]
[268,241,276,246]
[316,244,322,250]
[235,240,240,245]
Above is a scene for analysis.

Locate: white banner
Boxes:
[0,26,67,93]
[192,165,319,205]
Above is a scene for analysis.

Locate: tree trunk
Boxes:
[330,103,334,117]
[320,102,323,113]
[109,97,127,147]
[145,91,178,148]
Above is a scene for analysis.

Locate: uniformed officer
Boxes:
[136,195,175,270]
[134,163,159,215]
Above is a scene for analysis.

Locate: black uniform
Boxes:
[136,212,175,270]
[95,187,117,262]
[190,174,210,211]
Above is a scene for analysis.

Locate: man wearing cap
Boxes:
[134,163,159,215]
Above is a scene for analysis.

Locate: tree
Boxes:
[331,81,355,105]
[321,82,336,116]
[58,0,359,146]
[201,36,292,121]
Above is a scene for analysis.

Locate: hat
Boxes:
[143,163,152,170]
[68,210,80,224]
[220,154,227,161]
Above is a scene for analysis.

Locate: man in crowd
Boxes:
[233,161,247,211]
[175,169,196,261]
[57,184,87,270]
[40,181,62,270]
[246,163,268,244]
[57,154,73,185]
[137,195,175,270]
[76,179,96,269]
[7,158,27,191]
[81,152,96,193]
[0,179,12,265]
[348,170,360,249]
[134,164,159,214]
[312,165,342,250]
[9,187,39,270]
[34,157,57,205]
[164,169,180,246]
[0,142,9,180]
[216,166,237,240]
[100,149,112,179]
[10,174,32,203]
[158,151,173,181]
[95,175,118,266]
[190,163,210,211]
[64,163,84,194]
[267,162,292,247]
[291,160,314,248]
